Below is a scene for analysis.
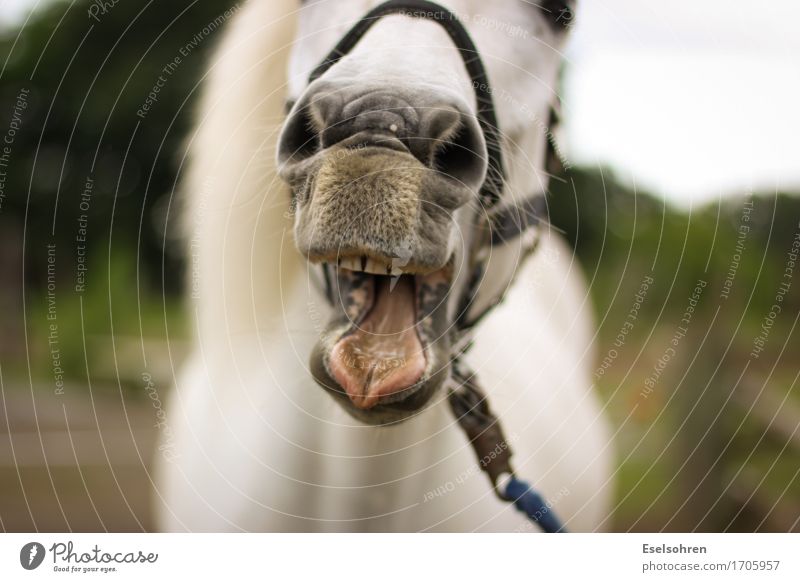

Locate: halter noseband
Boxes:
[295,0,565,532]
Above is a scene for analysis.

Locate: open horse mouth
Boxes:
[309,257,453,424]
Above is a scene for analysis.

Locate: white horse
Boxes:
[155,0,613,532]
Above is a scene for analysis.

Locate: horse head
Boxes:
[277,0,575,424]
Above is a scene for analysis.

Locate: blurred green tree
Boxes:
[0,0,238,294]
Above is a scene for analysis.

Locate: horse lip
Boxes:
[333,131,410,156]
[310,374,440,426]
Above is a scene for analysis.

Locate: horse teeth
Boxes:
[362,258,387,275]
[337,257,360,272]
[333,257,392,275]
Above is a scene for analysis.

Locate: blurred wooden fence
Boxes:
[727,382,800,532]
[0,384,156,532]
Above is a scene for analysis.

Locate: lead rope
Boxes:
[299,0,566,532]
[447,360,566,533]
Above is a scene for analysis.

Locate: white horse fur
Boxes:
[155,0,614,531]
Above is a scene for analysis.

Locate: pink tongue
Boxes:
[330,276,426,409]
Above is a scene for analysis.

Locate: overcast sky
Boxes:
[2,0,799,206]
[565,0,800,205]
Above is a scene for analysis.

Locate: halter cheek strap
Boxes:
[296,0,565,533]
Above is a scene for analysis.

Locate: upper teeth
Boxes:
[337,256,394,275]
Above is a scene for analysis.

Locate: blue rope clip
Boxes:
[502,475,566,533]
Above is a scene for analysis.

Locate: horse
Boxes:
[154,0,614,532]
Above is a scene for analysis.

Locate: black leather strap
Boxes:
[489,193,549,246]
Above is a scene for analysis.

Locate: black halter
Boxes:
[296,0,564,532]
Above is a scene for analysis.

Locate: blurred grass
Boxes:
[22,244,187,394]
[547,169,800,530]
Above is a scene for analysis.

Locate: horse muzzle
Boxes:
[276,83,485,424]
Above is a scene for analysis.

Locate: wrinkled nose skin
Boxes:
[312,89,462,170]
[279,83,487,187]
[277,83,488,271]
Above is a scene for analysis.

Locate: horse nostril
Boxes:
[429,119,487,189]
[277,104,321,165]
